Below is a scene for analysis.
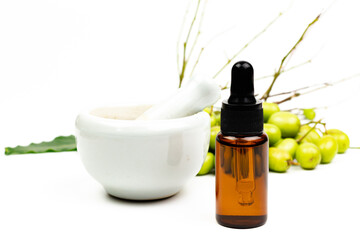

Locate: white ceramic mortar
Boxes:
[75,104,210,200]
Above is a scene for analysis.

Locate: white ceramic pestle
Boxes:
[136,75,221,120]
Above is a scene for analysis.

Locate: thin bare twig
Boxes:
[221,82,229,90]
[179,0,202,87]
[272,73,360,104]
[269,85,312,98]
[187,0,207,64]
[177,1,191,75]
[190,26,237,77]
[296,119,322,143]
[303,120,326,127]
[261,14,321,101]
[306,120,327,133]
[284,106,327,112]
[274,93,301,104]
[256,59,312,81]
[212,12,283,79]
[190,47,204,77]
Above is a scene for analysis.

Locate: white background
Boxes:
[1,0,360,239]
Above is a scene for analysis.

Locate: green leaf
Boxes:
[5,135,77,155]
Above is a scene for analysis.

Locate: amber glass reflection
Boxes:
[216,132,268,229]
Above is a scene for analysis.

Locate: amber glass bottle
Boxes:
[215,61,268,229]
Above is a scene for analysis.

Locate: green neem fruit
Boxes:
[269,147,292,173]
[326,129,350,154]
[264,123,282,146]
[274,138,284,147]
[209,126,221,152]
[268,112,301,138]
[210,115,217,127]
[326,129,342,134]
[303,108,316,120]
[295,125,321,145]
[295,142,321,170]
[197,152,215,175]
[276,138,299,159]
[317,135,338,164]
[214,113,221,126]
[263,102,280,122]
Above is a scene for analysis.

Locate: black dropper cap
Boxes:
[221,61,263,135]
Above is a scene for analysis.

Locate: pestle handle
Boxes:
[136,75,221,120]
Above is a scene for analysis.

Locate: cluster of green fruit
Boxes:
[197,103,350,175]
[263,102,350,172]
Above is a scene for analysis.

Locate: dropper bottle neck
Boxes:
[220,61,264,135]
